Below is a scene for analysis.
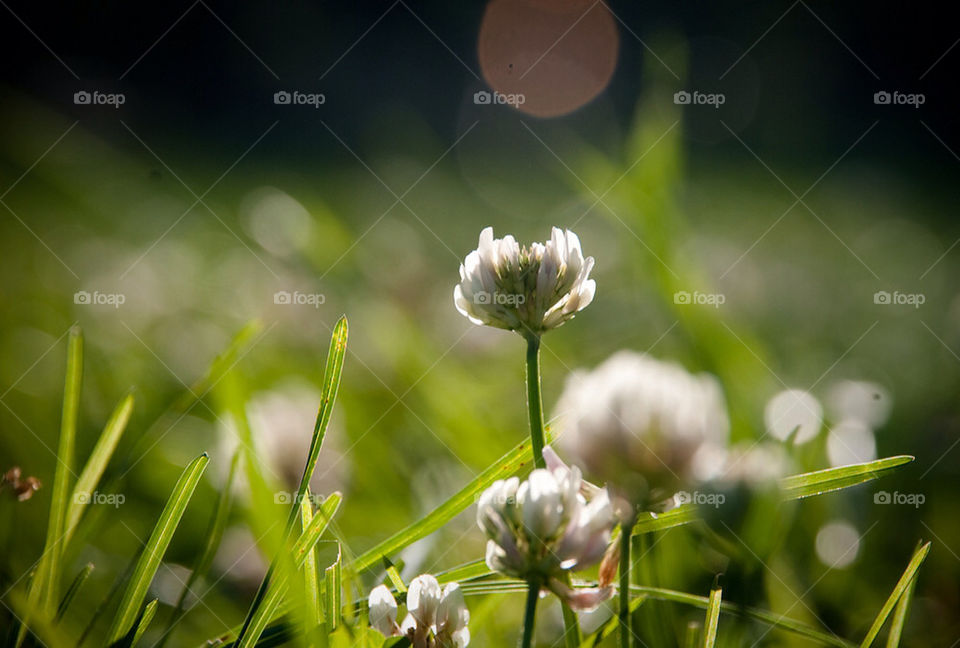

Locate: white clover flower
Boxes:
[554,350,729,512]
[368,575,470,648]
[368,584,399,636]
[454,226,596,335]
[476,447,614,611]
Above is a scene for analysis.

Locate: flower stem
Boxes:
[619,516,636,648]
[521,578,540,648]
[525,334,546,469]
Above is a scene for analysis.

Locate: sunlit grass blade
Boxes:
[385,563,406,593]
[16,327,83,647]
[235,317,347,645]
[634,504,697,534]
[55,562,94,623]
[580,597,646,648]
[435,559,488,583]
[157,449,241,648]
[300,494,323,637]
[110,599,158,648]
[780,456,914,500]
[132,599,157,647]
[351,430,553,574]
[859,541,931,648]
[884,557,918,648]
[459,579,856,648]
[65,392,134,543]
[324,543,343,633]
[236,493,342,648]
[107,453,209,643]
[700,584,722,648]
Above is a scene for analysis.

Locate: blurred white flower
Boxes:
[368,575,470,647]
[453,227,596,335]
[826,380,892,429]
[554,351,729,511]
[764,389,822,444]
[476,447,614,611]
[215,381,347,495]
[827,419,877,467]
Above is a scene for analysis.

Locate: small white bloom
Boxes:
[554,350,729,510]
[454,226,596,335]
[476,448,614,610]
[368,584,398,636]
[367,575,470,647]
[407,574,443,628]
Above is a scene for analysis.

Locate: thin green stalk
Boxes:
[620,518,636,648]
[521,578,540,648]
[525,334,546,469]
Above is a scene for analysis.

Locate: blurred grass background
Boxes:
[2,1,959,645]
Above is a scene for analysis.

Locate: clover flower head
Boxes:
[368,575,470,648]
[454,226,596,335]
[476,447,614,610]
[554,350,729,513]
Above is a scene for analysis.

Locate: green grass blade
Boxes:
[580,597,646,648]
[884,559,918,648]
[634,504,698,534]
[459,580,855,648]
[107,453,209,643]
[43,326,83,610]
[66,392,134,543]
[700,584,722,648]
[435,559,489,583]
[157,449,241,648]
[325,543,343,633]
[780,456,914,500]
[236,493,342,648]
[300,494,323,635]
[55,562,94,623]
[235,317,348,646]
[132,599,158,646]
[351,430,553,574]
[859,542,931,648]
[16,327,83,647]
